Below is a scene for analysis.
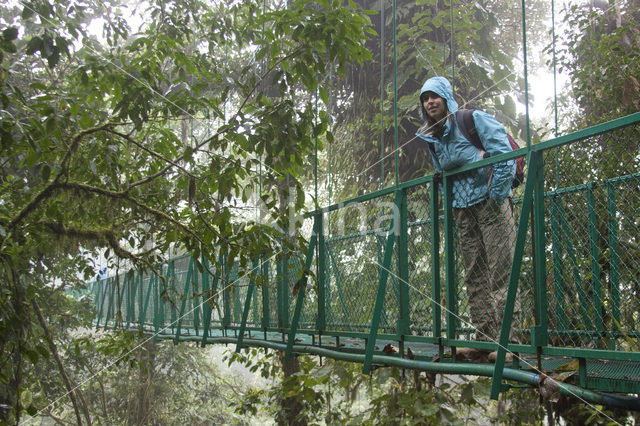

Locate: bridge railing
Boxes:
[88,112,640,373]
[539,122,640,353]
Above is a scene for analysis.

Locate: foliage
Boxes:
[357,369,461,425]
[0,0,373,275]
[557,0,640,127]
[0,0,374,421]
[226,348,556,424]
[228,349,364,424]
[26,331,247,424]
[227,349,320,424]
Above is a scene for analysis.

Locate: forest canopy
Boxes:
[1,0,639,423]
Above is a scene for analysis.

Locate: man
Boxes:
[415,76,518,361]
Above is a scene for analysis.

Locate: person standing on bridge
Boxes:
[415,76,519,361]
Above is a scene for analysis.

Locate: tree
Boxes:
[29,328,250,424]
[558,0,640,127]
[321,0,549,200]
[0,0,373,421]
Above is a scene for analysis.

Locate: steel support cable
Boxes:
[380,0,385,189]
[259,0,266,220]
[314,0,319,204]
[521,0,532,148]
[551,0,560,188]
[315,85,319,203]
[450,0,455,97]
[393,0,399,186]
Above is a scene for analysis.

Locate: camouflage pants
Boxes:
[453,198,519,342]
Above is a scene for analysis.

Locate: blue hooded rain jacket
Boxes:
[415,77,515,208]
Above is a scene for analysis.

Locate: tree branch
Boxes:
[124,196,211,246]
[36,221,149,265]
[127,46,306,189]
[7,123,116,232]
[42,408,75,425]
[32,300,88,426]
[126,164,175,189]
[59,123,117,182]
[105,128,195,179]
[26,180,210,250]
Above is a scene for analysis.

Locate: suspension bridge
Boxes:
[86,111,640,410]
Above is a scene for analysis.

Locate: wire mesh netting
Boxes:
[543,124,640,351]
[91,117,640,356]
[405,183,439,337]
[323,194,399,333]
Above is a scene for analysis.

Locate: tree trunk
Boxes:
[275,166,306,425]
[278,352,307,426]
[9,286,25,425]
[132,339,156,425]
[32,300,90,425]
[1,268,27,425]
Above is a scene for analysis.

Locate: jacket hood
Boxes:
[419,77,459,120]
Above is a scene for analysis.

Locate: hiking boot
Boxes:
[488,350,514,364]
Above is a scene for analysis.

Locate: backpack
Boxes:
[454,109,525,189]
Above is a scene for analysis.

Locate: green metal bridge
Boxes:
[87,112,640,410]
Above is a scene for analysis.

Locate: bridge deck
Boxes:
[118,323,640,397]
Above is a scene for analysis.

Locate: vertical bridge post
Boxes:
[284,214,320,359]
[491,151,542,399]
[362,194,399,374]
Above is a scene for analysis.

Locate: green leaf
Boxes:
[2,27,18,41]
[326,130,334,143]
[20,390,33,408]
[25,36,42,55]
[0,39,16,54]
[460,383,474,404]
[45,116,56,133]
[46,46,61,68]
[255,46,268,62]
[25,284,36,299]
[24,348,39,365]
[21,6,36,19]
[555,371,576,382]
[318,86,328,105]
[36,344,49,359]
